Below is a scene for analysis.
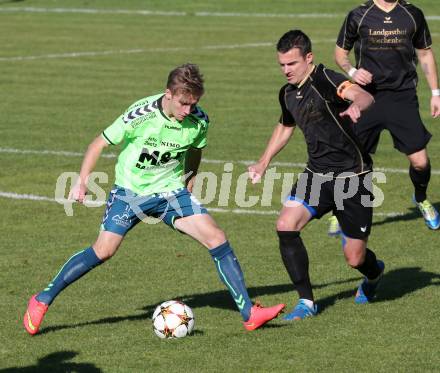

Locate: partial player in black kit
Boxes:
[332,0,440,232]
[249,30,385,321]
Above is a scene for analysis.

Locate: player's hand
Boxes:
[431,96,440,118]
[68,180,88,203]
[248,161,267,184]
[340,103,362,123]
[186,175,196,193]
[352,68,373,86]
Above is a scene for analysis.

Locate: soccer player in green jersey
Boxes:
[24,63,284,335]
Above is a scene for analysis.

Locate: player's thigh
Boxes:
[278,169,333,231]
[386,90,432,155]
[334,174,372,240]
[277,201,312,231]
[100,185,142,236]
[97,185,144,259]
[353,96,384,154]
[155,188,208,229]
[174,213,226,249]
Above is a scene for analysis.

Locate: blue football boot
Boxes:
[355,260,385,304]
[413,197,440,230]
[283,299,318,321]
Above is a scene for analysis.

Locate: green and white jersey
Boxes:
[102,93,209,195]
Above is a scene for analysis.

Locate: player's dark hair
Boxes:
[276,30,312,56]
[167,63,204,97]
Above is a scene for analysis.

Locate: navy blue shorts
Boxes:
[100,186,208,236]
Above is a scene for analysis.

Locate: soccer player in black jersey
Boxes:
[334,0,440,232]
[248,30,385,320]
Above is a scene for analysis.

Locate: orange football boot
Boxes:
[243,303,285,331]
[24,294,48,335]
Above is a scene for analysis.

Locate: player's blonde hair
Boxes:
[166,63,204,98]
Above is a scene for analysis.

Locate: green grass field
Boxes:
[1,0,440,371]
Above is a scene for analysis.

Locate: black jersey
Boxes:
[336,0,432,91]
[279,64,372,175]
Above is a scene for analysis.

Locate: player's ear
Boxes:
[164,88,173,100]
[305,52,313,64]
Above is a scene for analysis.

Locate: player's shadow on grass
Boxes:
[0,351,101,373]
[376,266,440,302]
[372,202,440,227]
[36,268,439,334]
[318,266,440,313]
[37,278,358,335]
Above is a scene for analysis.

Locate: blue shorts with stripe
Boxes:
[100,185,208,236]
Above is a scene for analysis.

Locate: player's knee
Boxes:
[92,241,119,261]
[344,250,364,267]
[411,162,429,171]
[409,154,429,170]
[346,256,363,268]
[276,218,301,231]
[205,229,227,249]
[343,241,366,267]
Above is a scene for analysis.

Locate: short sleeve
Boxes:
[319,68,351,103]
[192,123,208,149]
[336,11,359,51]
[278,85,295,126]
[413,9,432,49]
[101,114,131,145]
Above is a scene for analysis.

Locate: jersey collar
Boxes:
[157,95,172,122]
[373,0,399,13]
[297,64,316,89]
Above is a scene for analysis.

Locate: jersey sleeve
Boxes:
[192,123,208,149]
[101,114,132,145]
[336,11,359,50]
[278,85,295,126]
[190,106,210,149]
[319,67,351,103]
[412,9,432,49]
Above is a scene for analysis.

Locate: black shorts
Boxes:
[288,169,373,239]
[354,89,431,155]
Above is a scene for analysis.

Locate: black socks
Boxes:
[410,162,431,203]
[277,231,314,301]
[354,248,381,280]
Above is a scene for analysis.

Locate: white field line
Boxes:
[0,7,343,18]
[1,7,440,21]
[0,42,273,62]
[0,40,335,62]
[1,147,440,175]
[0,191,404,217]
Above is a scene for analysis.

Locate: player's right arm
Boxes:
[335,9,372,86]
[69,135,109,203]
[248,124,294,184]
[338,83,374,123]
[334,46,372,86]
[248,85,296,184]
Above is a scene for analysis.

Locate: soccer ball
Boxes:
[152,300,194,339]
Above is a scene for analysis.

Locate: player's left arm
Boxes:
[416,47,440,118]
[337,82,374,123]
[184,147,202,193]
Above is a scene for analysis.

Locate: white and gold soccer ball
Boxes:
[152,300,194,339]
